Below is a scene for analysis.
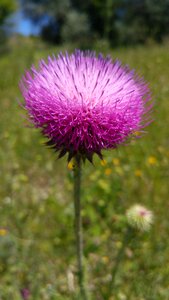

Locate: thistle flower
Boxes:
[20,288,30,300]
[126,204,153,231]
[19,50,152,162]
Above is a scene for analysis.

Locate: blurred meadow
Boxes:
[0,1,169,299]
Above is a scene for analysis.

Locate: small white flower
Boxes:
[126,204,153,231]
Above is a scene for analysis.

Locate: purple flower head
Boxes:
[19,50,152,162]
[20,288,30,299]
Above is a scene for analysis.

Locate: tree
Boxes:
[0,0,16,25]
[107,0,169,45]
[114,0,148,45]
[145,0,169,42]
[21,0,169,45]
[71,0,118,41]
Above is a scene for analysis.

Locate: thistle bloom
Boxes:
[20,288,30,300]
[126,204,153,231]
[19,50,152,161]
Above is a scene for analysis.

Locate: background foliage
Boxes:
[21,0,169,46]
[0,0,16,25]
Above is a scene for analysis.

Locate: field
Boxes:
[0,37,168,299]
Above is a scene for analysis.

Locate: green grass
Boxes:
[0,36,168,299]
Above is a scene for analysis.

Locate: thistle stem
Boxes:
[73,155,87,300]
[108,227,131,296]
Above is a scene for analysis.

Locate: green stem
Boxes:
[73,155,87,300]
[108,227,131,296]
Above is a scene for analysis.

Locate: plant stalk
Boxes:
[108,227,132,296]
[73,155,87,300]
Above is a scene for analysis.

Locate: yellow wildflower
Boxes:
[102,256,109,264]
[67,160,75,170]
[105,168,112,176]
[147,156,157,165]
[134,169,142,177]
[0,228,8,236]
[101,159,107,166]
[112,158,120,166]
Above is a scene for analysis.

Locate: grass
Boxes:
[0,36,168,299]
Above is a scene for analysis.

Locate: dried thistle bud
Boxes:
[126,204,153,231]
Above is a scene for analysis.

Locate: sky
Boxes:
[12,11,40,36]
[5,8,47,36]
